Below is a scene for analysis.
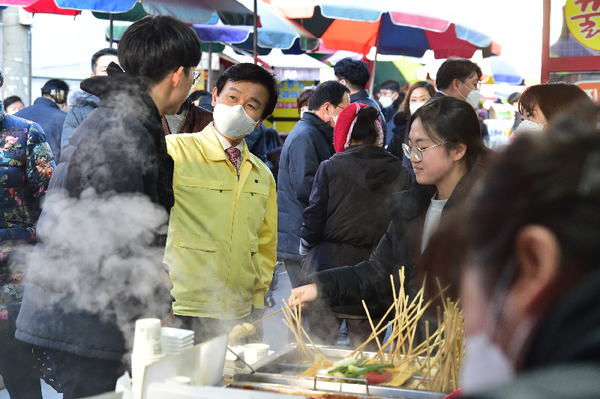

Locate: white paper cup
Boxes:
[133,318,163,357]
[243,343,270,364]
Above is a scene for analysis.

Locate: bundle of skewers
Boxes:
[284,267,465,394]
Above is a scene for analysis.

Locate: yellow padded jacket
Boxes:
[164,123,277,319]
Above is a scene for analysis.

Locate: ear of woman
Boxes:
[452,142,467,162]
[509,225,562,315]
[499,225,562,365]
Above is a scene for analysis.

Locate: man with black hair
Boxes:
[430,57,488,142]
[277,80,350,288]
[379,79,403,123]
[60,48,119,154]
[16,16,201,398]
[16,78,69,161]
[334,58,388,140]
[164,63,278,343]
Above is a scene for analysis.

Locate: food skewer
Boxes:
[251,307,284,325]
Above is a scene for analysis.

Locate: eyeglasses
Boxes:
[193,69,202,85]
[402,141,448,162]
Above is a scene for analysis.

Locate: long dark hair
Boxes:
[408,96,486,171]
[351,106,379,145]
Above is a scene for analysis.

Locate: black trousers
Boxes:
[0,302,42,399]
[41,348,123,399]
[283,259,303,289]
[174,306,265,346]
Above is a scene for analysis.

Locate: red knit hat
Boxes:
[333,103,384,153]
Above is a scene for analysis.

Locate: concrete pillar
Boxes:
[2,7,31,105]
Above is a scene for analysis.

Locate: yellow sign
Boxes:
[566,0,600,50]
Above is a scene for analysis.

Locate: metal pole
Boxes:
[109,13,114,48]
[28,26,32,105]
[207,42,213,90]
[253,0,257,64]
[368,20,382,98]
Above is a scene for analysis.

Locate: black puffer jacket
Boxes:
[307,162,483,318]
[464,267,600,399]
[300,145,410,279]
[16,64,173,361]
[277,112,334,261]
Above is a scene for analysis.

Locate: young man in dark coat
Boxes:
[334,57,387,139]
[15,78,69,161]
[277,81,350,288]
[15,16,201,399]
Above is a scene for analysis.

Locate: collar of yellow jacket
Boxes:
[202,122,260,168]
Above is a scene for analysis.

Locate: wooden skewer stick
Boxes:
[251,307,284,325]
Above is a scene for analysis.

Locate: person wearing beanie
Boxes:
[298,103,411,347]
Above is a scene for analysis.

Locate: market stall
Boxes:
[543,0,600,102]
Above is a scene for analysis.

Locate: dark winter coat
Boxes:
[15,97,66,162]
[277,112,334,261]
[60,90,100,154]
[464,267,600,399]
[15,65,173,361]
[306,162,483,317]
[300,145,410,281]
[244,122,267,163]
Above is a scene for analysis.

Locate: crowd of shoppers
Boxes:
[1,12,599,399]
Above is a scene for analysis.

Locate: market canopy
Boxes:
[270,1,501,58]
[0,0,256,24]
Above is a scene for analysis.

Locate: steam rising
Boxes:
[21,188,171,355]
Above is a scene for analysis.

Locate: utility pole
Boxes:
[2,7,32,105]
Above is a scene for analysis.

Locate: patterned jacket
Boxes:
[0,101,54,321]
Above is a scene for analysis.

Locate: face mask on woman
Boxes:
[461,265,517,393]
[409,102,425,115]
[513,119,547,136]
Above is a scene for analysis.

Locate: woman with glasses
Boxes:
[422,112,600,397]
[289,96,488,343]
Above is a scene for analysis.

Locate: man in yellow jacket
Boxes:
[164,63,278,344]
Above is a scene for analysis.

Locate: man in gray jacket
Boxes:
[277,81,349,288]
[60,48,118,156]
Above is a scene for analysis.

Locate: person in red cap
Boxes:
[298,103,411,347]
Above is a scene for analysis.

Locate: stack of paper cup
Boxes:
[132,318,165,399]
[161,327,194,355]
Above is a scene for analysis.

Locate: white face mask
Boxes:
[329,111,339,125]
[409,102,425,115]
[379,96,394,109]
[459,80,482,109]
[462,333,515,393]
[513,119,547,136]
[213,103,258,140]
